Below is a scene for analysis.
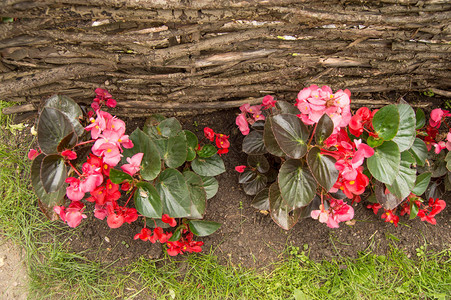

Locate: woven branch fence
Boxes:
[1,0,450,117]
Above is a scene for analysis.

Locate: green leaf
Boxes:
[197,144,217,158]
[415,108,426,129]
[40,154,67,194]
[243,130,267,155]
[278,159,317,209]
[168,228,182,241]
[386,151,416,200]
[315,114,334,145]
[367,136,384,148]
[446,151,451,172]
[409,138,428,167]
[165,132,187,168]
[392,104,416,152]
[37,107,75,154]
[199,176,219,200]
[143,114,166,139]
[156,168,191,218]
[243,173,268,195]
[184,171,207,219]
[263,117,285,157]
[109,168,133,184]
[271,114,309,159]
[409,201,419,220]
[44,95,84,136]
[252,188,270,210]
[188,220,221,237]
[31,154,66,220]
[134,182,163,218]
[157,117,182,137]
[372,105,399,141]
[124,129,161,180]
[184,130,198,161]
[367,141,400,185]
[307,147,338,192]
[269,182,302,230]
[276,100,300,114]
[412,172,432,196]
[247,155,270,173]
[191,154,225,176]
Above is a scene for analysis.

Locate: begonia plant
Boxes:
[235,85,448,229]
[29,89,226,256]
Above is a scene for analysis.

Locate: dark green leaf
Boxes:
[315,114,334,145]
[188,220,221,237]
[56,131,78,152]
[124,129,161,180]
[446,151,451,172]
[38,107,75,154]
[263,117,285,157]
[247,155,270,173]
[271,114,309,159]
[367,141,400,185]
[269,182,302,230]
[199,176,219,200]
[415,108,426,129]
[169,228,182,241]
[298,195,321,219]
[40,154,67,194]
[424,181,445,200]
[243,174,268,195]
[31,154,66,220]
[392,104,416,152]
[409,138,428,167]
[109,168,133,184]
[238,169,257,184]
[197,144,217,158]
[243,130,267,155]
[307,147,338,192]
[252,120,266,130]
[134,182,163,218]
[386,151,416,200]
[276,100,300,114]
[44,95,84,136]
[412,172,431,196]
[158,117,182,138]
[278,159,317,209]
[156,168,191,218]
[252,188,270,210]
[184,130,198,161]
[184,171,207,219]
[372,105,399,141]
[191,154,225,176]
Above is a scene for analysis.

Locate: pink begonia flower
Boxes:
[121,153,144,176]
[253,113,265,121]
[54,206,66,222]
[236,113,250,135]
[239,103,250,113]
[85,110,108,139]
[311,199,354,228]
[106,98,117,108]
[61,150,77,160]
[28,149,40,160]
[351,140,374,169]
[91,141,122,167]
[247,105,262,115]
[105,116,126,136]
[434,141,447,154]
[107,213,124,228]
[65,177,85,201]
[95,88,113,99]
[429,108,444,127]
[94,204,108,220]
[262,95,276,108]
[65,202,87,228]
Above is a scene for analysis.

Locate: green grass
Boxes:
[1,100,450,299]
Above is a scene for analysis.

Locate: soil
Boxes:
[0,237,29,300]
[62,107,451,269]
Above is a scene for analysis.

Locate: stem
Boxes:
[68,161,82,176]
[308,122,318,146]
[75,139,95,147]
[123,188,135,207]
